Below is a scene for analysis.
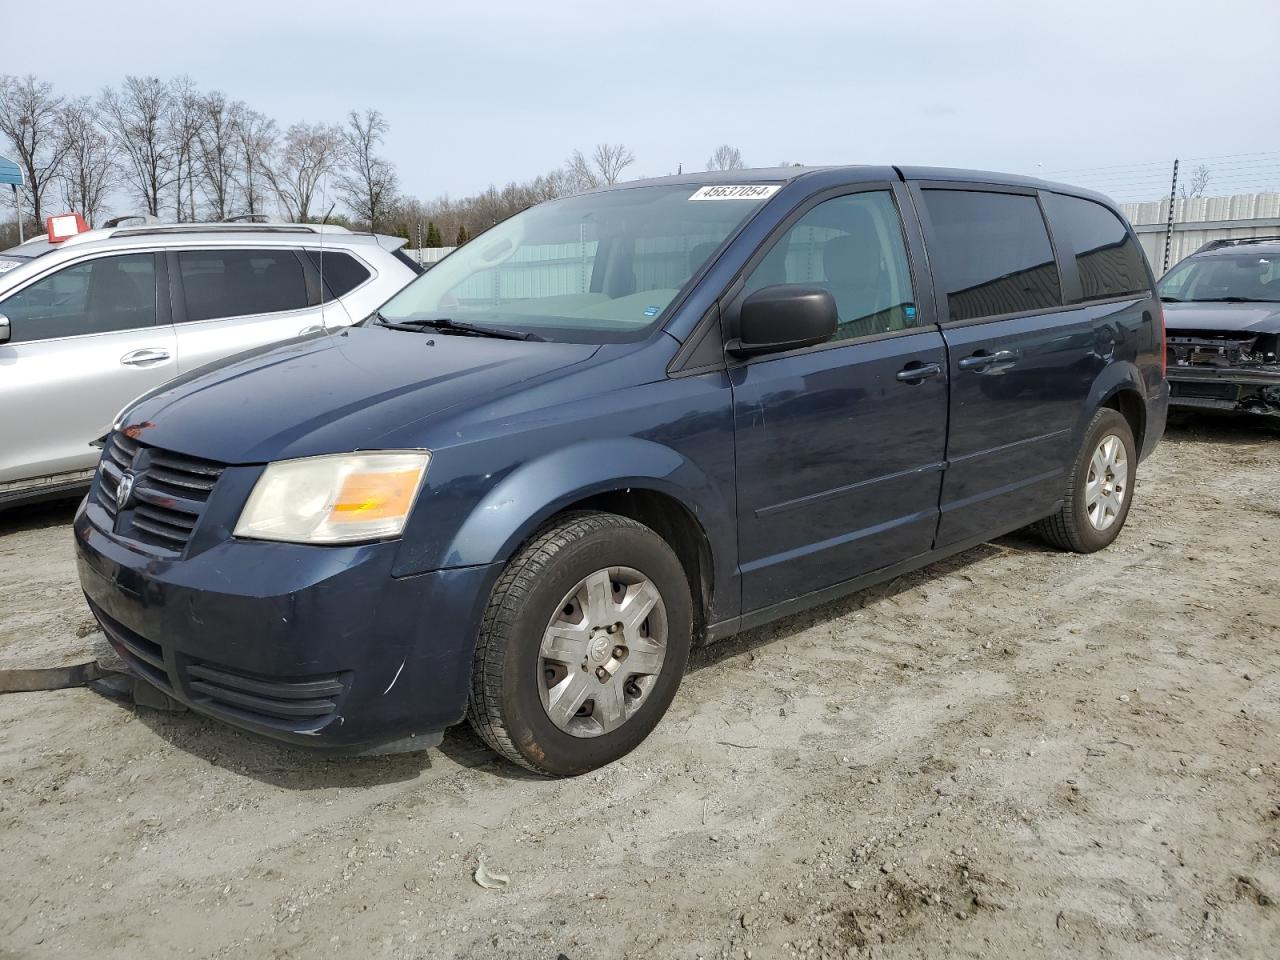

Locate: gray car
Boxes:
[0,222,420,507]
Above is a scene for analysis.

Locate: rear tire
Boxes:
[466,511,693,777]
[1036,408,1137,553]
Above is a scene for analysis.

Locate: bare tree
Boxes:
[336,108,398,230]
[706,144,745,171]
[1180,164,1212,200]
[56,98,116,226]
[233,108,276,218]
[0,74,70,226]
[265,122,342,222]
[197,92,241,220]
[167,76,206,221]
[564,149,599,193]
[99,76,176,217]
[591,143,635,185]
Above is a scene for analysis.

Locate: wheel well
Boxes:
[554,489,713,640]
[1103,389,1145,452]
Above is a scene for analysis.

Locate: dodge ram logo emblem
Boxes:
[116,472,135,511]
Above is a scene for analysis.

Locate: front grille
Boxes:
[96,433,226,554]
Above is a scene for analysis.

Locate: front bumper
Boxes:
[74,498,498,751]
[1168,366,1280,417]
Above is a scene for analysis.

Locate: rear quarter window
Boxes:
[305,250,373,300]
[920,189,1062,322]
[1043,193,1149,302]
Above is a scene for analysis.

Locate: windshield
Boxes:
[1159,251,1280,303]
[375,183,777,342]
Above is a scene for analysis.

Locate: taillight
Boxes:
[1157,300,1167,377]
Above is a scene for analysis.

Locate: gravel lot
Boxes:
[1,417,1277,960]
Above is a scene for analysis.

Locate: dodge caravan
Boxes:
[75,166,1168,776]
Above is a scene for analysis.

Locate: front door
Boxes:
[0,252,175,484]
[730,188,949,612]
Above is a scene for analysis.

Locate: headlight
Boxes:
[234,451,430,544]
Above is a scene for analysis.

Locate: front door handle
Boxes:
[958,349,1018,372]
[896,361,943,383]
[120,348,171,367]
[298,324,325,336]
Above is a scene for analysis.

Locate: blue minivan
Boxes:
[75,166,1168,775]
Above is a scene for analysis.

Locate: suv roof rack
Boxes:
[102,214,160,228]
[108,222,352,239]
[1196,235,1280,253]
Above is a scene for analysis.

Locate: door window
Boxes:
[743,191,917,341]
[306,250,372,301]
[1043,193,1148,302]
[921,190,1062,322]
[0,253,157,343]
[177,249,308,322]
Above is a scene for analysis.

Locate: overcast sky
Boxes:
[8,0,1280,204]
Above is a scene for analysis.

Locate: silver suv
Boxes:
[0,222,419,507]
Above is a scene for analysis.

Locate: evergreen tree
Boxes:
[425,221,443,247]
[455,224,470,246]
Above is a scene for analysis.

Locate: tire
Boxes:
[466,511,693,776]
[1036,408,1137,553]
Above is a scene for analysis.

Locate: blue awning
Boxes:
[0,155,23,187]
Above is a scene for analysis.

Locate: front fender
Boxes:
[403,436,731,575]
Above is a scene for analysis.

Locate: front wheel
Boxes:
[466,512,693,776]
[1036,408,1137,553]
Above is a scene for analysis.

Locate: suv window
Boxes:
[178,249,308,322]
[306,250,372,301]
[0,253,157,343]
[1159,251,1280,303]
[743,191,917,341]
[1043,193,1148,302]
[922,190,1062,322]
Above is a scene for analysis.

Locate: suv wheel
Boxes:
[1036,407,1137,552]
[466,511,693,776]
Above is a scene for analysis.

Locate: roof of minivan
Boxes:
[593,165,1116,207]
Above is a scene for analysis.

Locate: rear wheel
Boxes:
[1036,408,1137,553]
[466,511,693,776]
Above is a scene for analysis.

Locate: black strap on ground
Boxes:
[0,661,105,693]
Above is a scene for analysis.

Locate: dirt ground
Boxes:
[1,416,1277,960]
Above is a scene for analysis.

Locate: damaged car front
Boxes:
[1159,238,1280,418]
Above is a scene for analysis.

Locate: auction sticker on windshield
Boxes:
[689,185,781,201]
[0,259,24,274]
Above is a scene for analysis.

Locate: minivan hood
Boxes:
[123,326,600,463]
[1163,301,1280,333]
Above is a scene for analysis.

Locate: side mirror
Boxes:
[0,314,9,345]
[728,285,837,358]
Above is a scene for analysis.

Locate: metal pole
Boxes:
[1162,159,1179,274]
[12,185,22,243]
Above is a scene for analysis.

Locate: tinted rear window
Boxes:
[1043,193,1148,302]
[178,249,308,322]
[921,190,1062,322]
[306,250,373,300]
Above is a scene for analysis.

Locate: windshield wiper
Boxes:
[1159,295,1183,302]
[1191,296,1278,303]
[375,312,543,341]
